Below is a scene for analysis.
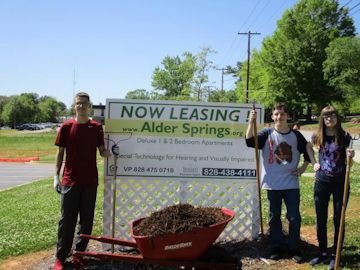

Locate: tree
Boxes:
[151,52,196,100]
[244,0,355,119]
[38,96,66,122]
[0,95,10,125]
[236,50,273,107]
[17,93,40,123]
[192,47,217,101]
[226,62,242,79]
[0,93,66,127]
[1,96,21,127]
[208,89,237,103]
[323,36,360,113]
[125,89,151,100]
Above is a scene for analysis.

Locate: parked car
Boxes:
[15,123,41,130]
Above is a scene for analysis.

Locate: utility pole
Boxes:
[216,68,227,95]
[238,31,261,103]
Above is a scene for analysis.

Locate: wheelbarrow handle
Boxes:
[79,234,138,248]
[73,250,241,270]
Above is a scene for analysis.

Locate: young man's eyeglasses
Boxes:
[75,101,89,106]
[322,113,337,119]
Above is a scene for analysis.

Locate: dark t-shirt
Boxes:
[55,119,105,187]
[315,133,351,183]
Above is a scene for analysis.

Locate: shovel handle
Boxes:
[334,150,353,270]
[252,102,264,237]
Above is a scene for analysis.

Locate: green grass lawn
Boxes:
[0,129,58,162]
[0,165,105,260]
[259,162,360,269]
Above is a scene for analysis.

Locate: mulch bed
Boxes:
[133,203,228,237]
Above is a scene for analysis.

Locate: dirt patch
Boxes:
[0,249,54,270]
[0,232,319,270]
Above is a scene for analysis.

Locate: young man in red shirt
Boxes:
[53,92,111,270]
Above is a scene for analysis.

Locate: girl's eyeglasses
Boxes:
[322,113,337,119]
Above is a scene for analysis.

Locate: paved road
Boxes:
[0,162,54,191]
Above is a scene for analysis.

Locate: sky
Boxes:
[1,0,359,107]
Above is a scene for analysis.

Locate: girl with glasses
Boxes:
[306,105,355,270]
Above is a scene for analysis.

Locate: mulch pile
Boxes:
[133,203,228,237]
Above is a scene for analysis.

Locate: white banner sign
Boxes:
[104,100,263,180]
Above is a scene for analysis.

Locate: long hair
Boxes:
[313,105,345,148]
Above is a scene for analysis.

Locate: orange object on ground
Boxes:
[0,157,39,162]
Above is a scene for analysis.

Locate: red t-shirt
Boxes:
[55,119,105,187]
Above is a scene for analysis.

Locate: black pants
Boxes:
[314,179,349,254]
[56,185,97,261]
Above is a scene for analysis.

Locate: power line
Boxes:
[350,7,360,15]
[220,0,289,71]
[242,0,271,35]
[236,0,261,33]
[256,0,289,31]
[349,2,360,11]
[340,0,353,9]
[219,34,247,67]
[238,31,261,103]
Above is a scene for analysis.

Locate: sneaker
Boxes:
[289,249,303,263]
[269,247,282,260]
[52,259,64,270]
[309,253,329,266]
[328,255,336,270]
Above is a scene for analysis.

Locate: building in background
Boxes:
[92,104,105,124]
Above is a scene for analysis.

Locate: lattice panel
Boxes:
[102,178,260,245]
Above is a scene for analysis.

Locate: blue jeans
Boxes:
[267,189,301,249]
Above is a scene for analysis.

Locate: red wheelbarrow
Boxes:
[73,207,241,269]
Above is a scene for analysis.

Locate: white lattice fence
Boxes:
[102,178,260,243]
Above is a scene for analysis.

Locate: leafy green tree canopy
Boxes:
[151,52,196,100]
[0,93,66,127]
[125,89,150,100]
[244,0,355,119]
[324,36,360,101]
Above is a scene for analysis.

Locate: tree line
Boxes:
[0,93,66,128]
